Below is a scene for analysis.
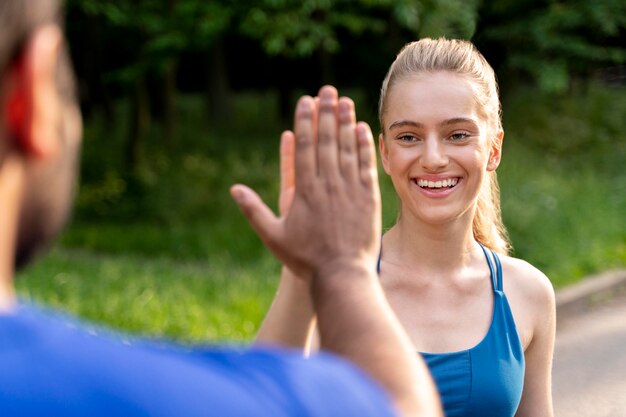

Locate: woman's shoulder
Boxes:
[497,254,556,347]
[498,254,555,312]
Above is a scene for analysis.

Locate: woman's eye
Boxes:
[397,135,417,142]
[450,132,469,141]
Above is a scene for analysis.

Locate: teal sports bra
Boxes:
[378,245,525,417]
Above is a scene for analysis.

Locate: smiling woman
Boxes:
[256,38,556,417]
[379,72,498,227]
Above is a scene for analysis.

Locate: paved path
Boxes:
[553,293,626,417]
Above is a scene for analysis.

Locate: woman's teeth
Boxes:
[416,178,459,188]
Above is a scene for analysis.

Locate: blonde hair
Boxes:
[379,38,511,255]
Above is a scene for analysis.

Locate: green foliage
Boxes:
[418,0,479,39]
[65,0,626,101]
[478,0,626,93]
[498,84,626,283]
[68,0,233,81]
[67,91,282,261]
[239,0,389,57]
[237,0,483,57]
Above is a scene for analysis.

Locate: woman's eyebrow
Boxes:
[439,117,479,127]
[389,118,479,131]
[388,120,425,130]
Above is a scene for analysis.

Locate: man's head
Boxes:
[0,0,82,270]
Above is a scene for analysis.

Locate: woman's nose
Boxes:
[421,138,448,171]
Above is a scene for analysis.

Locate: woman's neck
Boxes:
[383,213,480,273]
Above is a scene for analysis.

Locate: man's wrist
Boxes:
[311,259,378,292]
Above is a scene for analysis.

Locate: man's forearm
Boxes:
[312,263,442,417]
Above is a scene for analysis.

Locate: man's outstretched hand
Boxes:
[230,85,381,282]
[231,85,442,417]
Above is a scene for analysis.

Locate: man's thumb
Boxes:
[230,184,279,246]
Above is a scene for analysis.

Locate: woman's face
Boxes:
[379,71,501,226]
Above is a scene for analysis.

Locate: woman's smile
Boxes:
[412,176,462,197]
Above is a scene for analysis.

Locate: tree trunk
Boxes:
[278,82,292,123]
[81,13,114,122]
[318,47,334,86]
[205,39,231,124]
[127,73,150,173]
[163,60,177,148]
[162,0,177,147]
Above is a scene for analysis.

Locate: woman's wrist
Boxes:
[280,265,312,293]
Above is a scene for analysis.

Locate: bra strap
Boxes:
[491,249,503,292]
[479,244,499,292]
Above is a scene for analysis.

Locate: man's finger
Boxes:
[337,97,358,182]
[317,86,340,180]
[356,122,378,188]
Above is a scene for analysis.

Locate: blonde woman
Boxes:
[258,38,555,417]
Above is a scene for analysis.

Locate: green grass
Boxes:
[15,83,626,342]
[17,249,280,343]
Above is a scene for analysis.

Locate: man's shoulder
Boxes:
[0,303,396,417]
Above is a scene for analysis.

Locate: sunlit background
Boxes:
[17,0,626,344]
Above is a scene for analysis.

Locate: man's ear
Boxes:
[487,131,504,171]
[4,25,63,159]
[378,133,391,175]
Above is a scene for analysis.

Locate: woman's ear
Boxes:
[487,131,504,171]
[379,133,391,174]
[3,25,63,159]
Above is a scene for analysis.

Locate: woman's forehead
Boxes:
[384,72,484,124]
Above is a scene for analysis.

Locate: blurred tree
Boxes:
[239,0,468,118]
[475,0,626,93]
[237,0,486,118]
[62,0,626,173]
[67,0,232,170]
[417,0,479,39]
[239,0,391,97]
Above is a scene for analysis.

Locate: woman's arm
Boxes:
[255,119,319,352]
[515,268,556,417]
[255,266,318,353]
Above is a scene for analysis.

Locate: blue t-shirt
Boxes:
[0,303,396,417]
